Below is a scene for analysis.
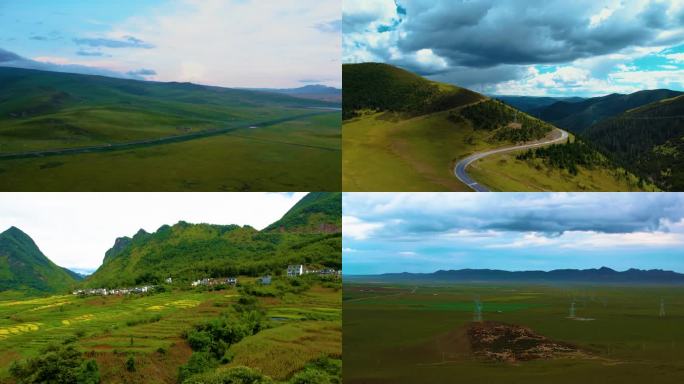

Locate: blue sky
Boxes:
[343,0,684,97]
[0,0,341,87]
[343,193,684,275]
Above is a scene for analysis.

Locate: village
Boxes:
[73,265,340,297]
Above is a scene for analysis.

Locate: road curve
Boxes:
[0,110,338,161]
[454,128,569,192]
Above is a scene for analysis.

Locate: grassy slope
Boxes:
[0,227,77,293]
[344,111,484,191]
[0,283,340,384]
[467,133,656,192]
[0,67,336,152]
[468,151,656,191]
[344,282,684,384]
[0,113,341,191]
[342,63,639,192]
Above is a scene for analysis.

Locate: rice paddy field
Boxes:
[343,282,684,384]
[0,283,341,383]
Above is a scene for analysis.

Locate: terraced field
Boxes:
[0,283,341,383]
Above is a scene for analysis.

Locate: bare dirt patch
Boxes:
[467,321,584,363]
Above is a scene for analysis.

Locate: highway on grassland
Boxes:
[0,109,340,161]
[454,128,569,192]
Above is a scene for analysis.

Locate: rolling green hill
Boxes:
[0,226,76,293]
[583,94,684,191]
[342,63,483,119]
[84,192,341,288]
[0,67,336,153]
[342,63,644,191]
[531,89,683,133]
[265,192,341,233]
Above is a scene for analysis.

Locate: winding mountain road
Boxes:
[0,109,339,161]
[454,128,569,192]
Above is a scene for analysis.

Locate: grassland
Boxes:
[344,282,684,384]
[0,112,340,191]
[343,111,487,191]
[0,280,340,383]
[467,149,657,191]
[0,67,340,191]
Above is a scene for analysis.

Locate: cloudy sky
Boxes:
[343,0,684,96]
[343,193,684,275]
[0,192,306,274]
[0,0,340,87]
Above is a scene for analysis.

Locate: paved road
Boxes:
[0,110,338,161]
[454,128,569,192]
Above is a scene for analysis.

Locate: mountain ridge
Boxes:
[346,267,684,284]
[0,226,77,292]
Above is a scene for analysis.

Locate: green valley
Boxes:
[0,67,341,191]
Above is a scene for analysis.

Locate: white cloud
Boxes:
[664,53,684,63]
[589,6,617,28]
[101,0,341,87]
[343,215,384,240]
[0,192,306,270]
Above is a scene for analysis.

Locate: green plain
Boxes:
[344,282,684,384]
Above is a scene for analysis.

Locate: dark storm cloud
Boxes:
[73,35,154,49]
[344,193,684,239]
[428,65,524,89]
[379,0,683,69]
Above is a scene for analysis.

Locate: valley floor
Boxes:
[0,113,341,191]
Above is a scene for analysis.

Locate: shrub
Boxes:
[125,356,136,372]
[178,352,217,383]
[9,342,100,384]
[182,366,272,384]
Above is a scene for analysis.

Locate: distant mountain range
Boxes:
[0,192,341,293]
[527,89,683,133]
[248,85,341,103]
[347,267,684,284]
[494,95,584,112]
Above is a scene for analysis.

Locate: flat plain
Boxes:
[344,282,684,384]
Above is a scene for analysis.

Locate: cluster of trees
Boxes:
[516,138,606,175]
[178,296,266,383]
[86,221,341,288]
[9,342,100,384]
[456,100,552,142]
[585,112,684,191]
